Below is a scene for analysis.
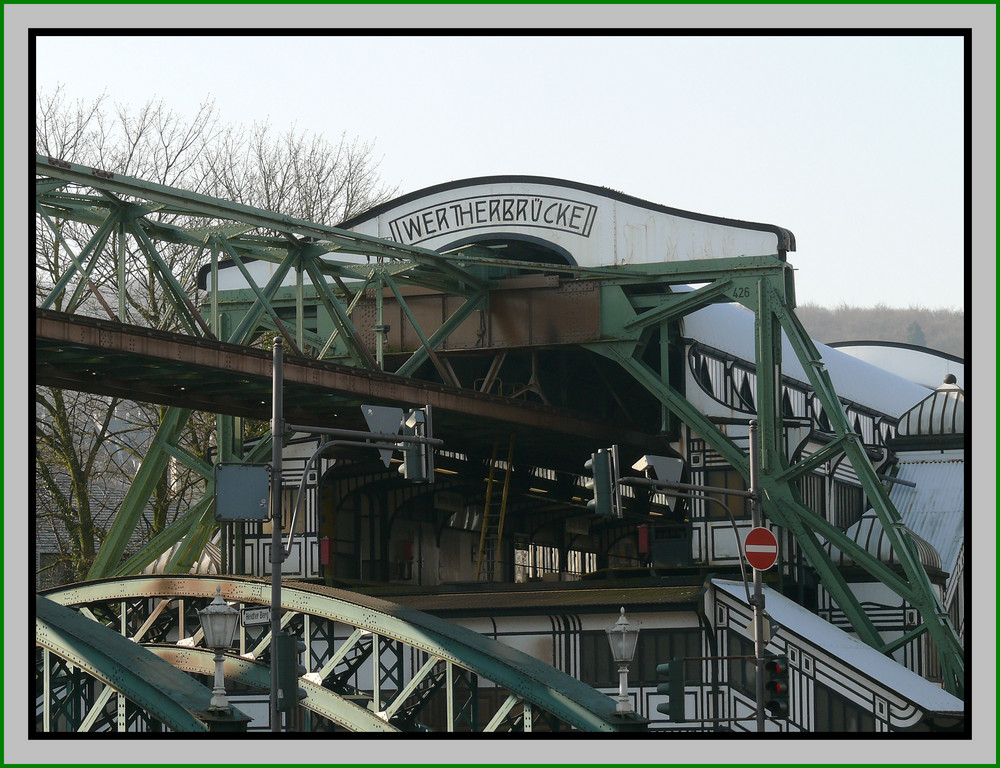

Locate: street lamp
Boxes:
[197,584,240,711]
[605,606,640,714]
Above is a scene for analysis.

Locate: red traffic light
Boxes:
[764,657,788,676]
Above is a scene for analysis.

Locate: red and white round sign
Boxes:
[744,526,778,571]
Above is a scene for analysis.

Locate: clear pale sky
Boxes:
[33,32,968,310]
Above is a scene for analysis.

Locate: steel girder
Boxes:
[144,646,400,732]
[35,155,963,695]
[40,575,624,732]
[35,594,245,732]
[35,154,489,579]
[586,267,963,697]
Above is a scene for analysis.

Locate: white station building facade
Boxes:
[202,177,965,732]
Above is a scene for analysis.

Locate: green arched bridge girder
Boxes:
[41,574,624,732]
[35,594,246,732]
[145,646,400,733]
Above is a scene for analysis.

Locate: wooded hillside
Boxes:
[795,303,965,359]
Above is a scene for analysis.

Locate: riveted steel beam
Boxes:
[87,407,192,579]
[125,214,215,339]
[39,209,121,312]
[304,257,379,369]
[769,288,964,694]
[37,310,662,453]
[110,437,272,577]
[593,272,962,693]
[43,575,623,732]
[622,278,733,331]
[146,645,400,732]
[36,595,241,732]
[35,154,483,276]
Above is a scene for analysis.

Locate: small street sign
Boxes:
[744,526,778,571]
[362,404,404,467]
[214,463,270,522]
[242,607,271,627]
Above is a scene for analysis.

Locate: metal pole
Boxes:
[269,339,284,732]
[749,420,765,733]
[616,663,631,714]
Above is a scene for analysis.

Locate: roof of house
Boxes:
[896,381,964,437]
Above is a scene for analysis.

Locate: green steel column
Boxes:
[164,498,218,573]
[754,278,782,477]
[375,272,385,370]
[88,408,193,578]
[40,211,120,311]
[111,499,208,577]
[296,258,305,354]
[659,321,671,434]
[117,221,127,322]
[210,240,220,335]
[769,288,964,695]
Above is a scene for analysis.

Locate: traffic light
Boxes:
[763,654,790,718]
[584,449,614,517]
[275,631,307,711]
[398,407,434,483]
[655,656,686,722]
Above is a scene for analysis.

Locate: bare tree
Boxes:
[35,86,396,584]
[200,120,396,224]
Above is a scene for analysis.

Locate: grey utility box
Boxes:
[214,463,271,521]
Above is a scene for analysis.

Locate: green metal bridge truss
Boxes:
[34,154,963,697]
[37,575,622,732]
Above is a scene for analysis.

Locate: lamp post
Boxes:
[605,606,640,715]
[197,584,240,712]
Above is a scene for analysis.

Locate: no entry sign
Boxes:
[744,526,778,571]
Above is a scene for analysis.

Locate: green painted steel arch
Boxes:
[43,574,623,732]
[35,595,231,732]
[146,645,400,732]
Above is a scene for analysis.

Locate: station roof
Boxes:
[896,381,964,437]
[888,453,965,578]
[681,300,932,419]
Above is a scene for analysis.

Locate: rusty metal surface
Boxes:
[36,309,665,465]
[352,277,601,353]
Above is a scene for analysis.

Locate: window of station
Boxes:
[565,549,598,577]
[701,469,750,519]
[727,633,756,697]
[515,543,559,581]
[635,628,704,686]
[813,685,876,732]
[798,473,826,519]
[260,489,308,534]
[831,480,864,529]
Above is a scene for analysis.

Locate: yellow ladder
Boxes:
[475,435,515,582]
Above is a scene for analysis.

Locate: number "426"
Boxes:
[732,286,752,299]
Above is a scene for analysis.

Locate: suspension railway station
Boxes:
[33,157,967,735]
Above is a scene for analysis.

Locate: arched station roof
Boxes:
[340,174,795,266]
